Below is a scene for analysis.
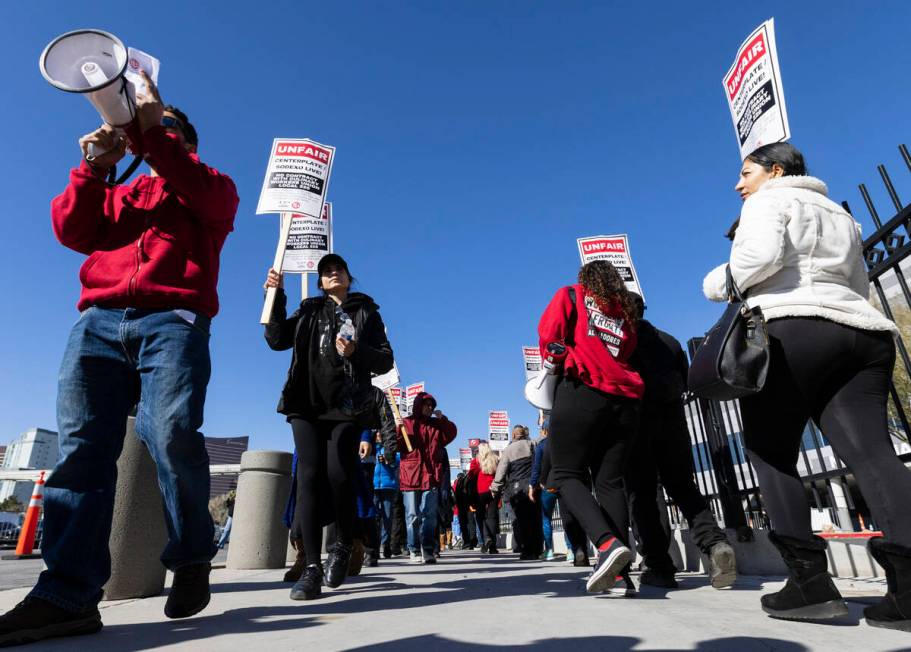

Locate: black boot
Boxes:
[0,597,102,647]
[290,564,324,600]
[347,540,365,577]
[323,542,353,588]
[762,531,847,620]
[165,563,211,619]
[284,539,306,582]
[864,537,911,631]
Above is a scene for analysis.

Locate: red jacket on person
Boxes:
[538,284,644,400]
[398,392,458,491]
[51,126,239,317]
[467,458,494,495]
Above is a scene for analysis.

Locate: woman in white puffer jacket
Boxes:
[703,142,911,631]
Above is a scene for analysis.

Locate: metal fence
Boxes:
[680,144,911,535]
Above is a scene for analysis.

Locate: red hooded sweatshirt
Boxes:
[538,284,644,400]
[51,126,239,317]
[398,392,458,491]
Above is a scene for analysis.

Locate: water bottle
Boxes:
[338,313,355,356]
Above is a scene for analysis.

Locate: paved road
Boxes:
[0,549,907,651]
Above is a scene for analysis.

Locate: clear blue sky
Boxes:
[2,2,910,456]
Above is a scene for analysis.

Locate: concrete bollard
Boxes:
[227,450,293,569]
[103,417,169,600]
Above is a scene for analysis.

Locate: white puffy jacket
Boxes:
[703,175,896,334]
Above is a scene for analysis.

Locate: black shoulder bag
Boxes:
[688,266,770,401]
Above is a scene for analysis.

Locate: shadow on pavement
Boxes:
[344,634,811,651]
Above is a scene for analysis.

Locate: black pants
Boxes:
[456,498,478,547]
[290,418,360,565]
[509,490,543,556]
[626,398,727,572]
[741,318,911,546]
[558,497,588,556]
[549,377,640,548]
[390,491,406,553]
[476,492,500,548]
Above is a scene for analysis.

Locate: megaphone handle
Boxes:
[85,127,124,162]
[85,142,105,161]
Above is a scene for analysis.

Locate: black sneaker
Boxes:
[0,596,102,647]
[382,544,392,559]
[165,563,211,619]
[586,538,633,594]
[323,543,353,588]
[573,548,591,567]
[640,568,679,589]
[290,564,324,601]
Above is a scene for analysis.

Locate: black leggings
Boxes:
[290,418,360,565]
[549,377,640,548]
[627,398,726,569]
[741,318,911,546]
[476,492,500,547]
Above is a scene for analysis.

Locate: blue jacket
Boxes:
[374,444,400,491]
[530,437,548,488]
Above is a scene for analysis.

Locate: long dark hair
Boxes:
[577,260,638,327]
[746,142,807,176]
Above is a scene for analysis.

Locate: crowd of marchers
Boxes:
[1,71,911,648]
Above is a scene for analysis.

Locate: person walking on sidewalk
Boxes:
[626,293,737,590]
[374,433,401,559]
[538,260,644,594]
[703,142,911,630]
[529,421,559,561]
[0,79,239,648]
[399,392,458,564]
[217,490,236,549]
[491,426,542,560]
[264,254,394,600]
[469,442,500,553]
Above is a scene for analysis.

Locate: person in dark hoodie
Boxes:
[399,392,458,563]
[625,294,737,590]
[264,254,394,600]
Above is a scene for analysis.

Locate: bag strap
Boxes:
[724,265,746,303]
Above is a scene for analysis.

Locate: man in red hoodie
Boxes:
[398,392,457,563]
[0,72,239,648]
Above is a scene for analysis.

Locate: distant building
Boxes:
[0,446,6,467]
[205,436,249,498]
[0,428,59,504]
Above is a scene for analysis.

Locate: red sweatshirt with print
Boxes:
[538,284,644,400]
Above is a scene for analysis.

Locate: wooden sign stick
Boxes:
[385,389,413,453]
[260,214,294,325]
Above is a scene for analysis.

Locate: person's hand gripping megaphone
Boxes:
[79,125,127,171]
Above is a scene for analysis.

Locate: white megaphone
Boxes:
[39,29,137,158]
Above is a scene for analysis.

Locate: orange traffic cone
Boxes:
[14,471,46,557]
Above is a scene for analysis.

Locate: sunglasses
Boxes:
[162,116,185,132]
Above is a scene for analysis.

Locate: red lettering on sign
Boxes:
[725,32,766,100]
[582,239,625,254]
[275,142,331,163]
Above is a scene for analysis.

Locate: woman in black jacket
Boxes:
[264,254,394,600]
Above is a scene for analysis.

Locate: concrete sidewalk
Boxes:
[0,550,908,651]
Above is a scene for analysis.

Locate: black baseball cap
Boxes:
[317,253,350,277]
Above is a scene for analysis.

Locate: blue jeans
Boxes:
[374,489,397,547]
[218,516,233,548]
[403,488,438,554]
[540,490,558,552]
[32,307,216,612]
